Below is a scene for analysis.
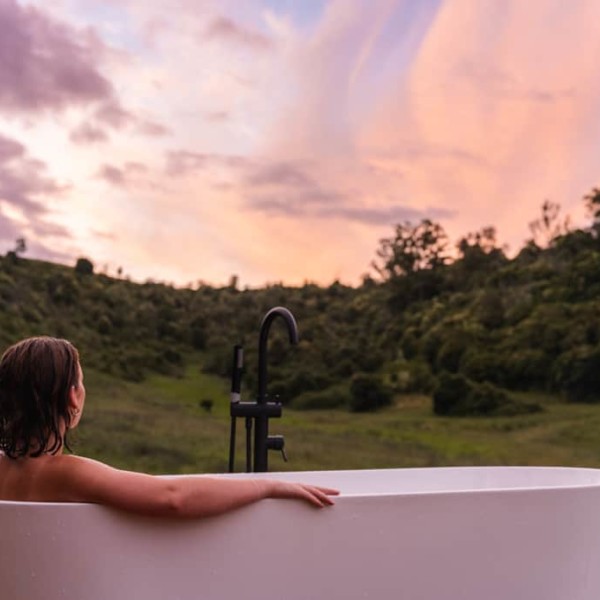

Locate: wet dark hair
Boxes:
[0,336,80,458]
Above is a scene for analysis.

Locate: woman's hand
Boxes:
[264,480,339,508]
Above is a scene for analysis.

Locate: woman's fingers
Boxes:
[315,486,340,496]
[298,484,339,507]
[268,480,340,507]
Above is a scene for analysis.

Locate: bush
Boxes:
[75,257,94,276]
[460,349,504,384]
[292,384,351,410]
[97,315,112,335]
[436,331,471,373]
[433,372,541,417]
[283,368,334,399]
[552,345,600,402]
[433,373,471,415]
[348,373,393,412]
[500,348,550,390]
[395,360,436,394]
[46,273,79,305]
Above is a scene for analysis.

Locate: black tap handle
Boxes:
[267,435,287,462]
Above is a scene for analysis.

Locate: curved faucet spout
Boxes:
[257,307,298,403]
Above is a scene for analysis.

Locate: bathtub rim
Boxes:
[234,465,600,498]
[1,465,600,507]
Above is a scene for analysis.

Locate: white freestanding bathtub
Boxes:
[2,467,600,600]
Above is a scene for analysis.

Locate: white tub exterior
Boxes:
[2,466,600,600]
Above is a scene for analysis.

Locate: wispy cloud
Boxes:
[69,122,109,145]
[0,133,65,216]
[96,161,148,187]
[0,131,71,256]
[205,16,274,50]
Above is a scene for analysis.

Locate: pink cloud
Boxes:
[69,122,109,145]
[205,16,273,50]
[136,119,170,137]
[0,0,113,114]
[0,132,71,255]
[0,133,65,217]
[97,161,149,187]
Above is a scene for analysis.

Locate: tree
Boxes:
[457,226,499,256]
[528,200,571,248]
[585,188,600,223]
[14,238,26,255]
[372,219,449,280]
[6,237,26,263]
[228,274,239,291]
[75,257,94,276]
[451,227,507,289]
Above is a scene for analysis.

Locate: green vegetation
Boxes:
[2,189,600,472]
[73,366,600,473]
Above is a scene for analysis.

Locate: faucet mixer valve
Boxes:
[267,435,288,462]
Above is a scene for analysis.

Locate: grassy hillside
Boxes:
[74,364,600,474]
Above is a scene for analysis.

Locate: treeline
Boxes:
[1,190,600,416]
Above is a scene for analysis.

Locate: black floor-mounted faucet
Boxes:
[228,307,299,473]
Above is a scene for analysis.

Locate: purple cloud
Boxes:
[69,122,109,145]
[205,111,230,123]
[243,160,351,212]
[0,211,20,243]
[97,161,148,187]
[246,162,316,188]
[166,151,210,176]
[0,132,71,254]
[71,106,170,144]
[241,159,456,224]
[0,0,113,114]
[0,134,65,217]
[136,119,170,137]
[456,60,574,105]
[248,194,454,225]
[165,150,250,177]
[0,0,169,146]
[93,100,134,128]
[0,135,25,162]
[205,16,273,51]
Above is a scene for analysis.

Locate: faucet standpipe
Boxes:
[228,307,298,473]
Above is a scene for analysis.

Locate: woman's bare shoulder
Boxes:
[0,454,123,502]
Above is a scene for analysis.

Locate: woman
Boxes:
[0,337,338,517]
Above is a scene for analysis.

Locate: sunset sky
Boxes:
[1,0,599,287]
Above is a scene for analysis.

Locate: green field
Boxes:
[74,362,600,475]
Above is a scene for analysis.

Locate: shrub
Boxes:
[433,373,471,416]
[46,273,79,305]
[476,290,505,329]
[500,348,550,390]
[400,327,419,360]
[436,331,471,373]
[552,345,600,402]
[460,349,504,384]
[97,315,112,335]
[348,373,393,412]
[433,372,541,417]
[75,257,94,276]
[293,384,351,410]
[395,360,436,394]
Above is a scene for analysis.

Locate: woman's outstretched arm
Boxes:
[50,455,338,518]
